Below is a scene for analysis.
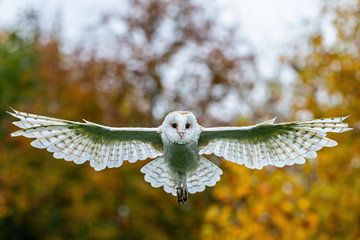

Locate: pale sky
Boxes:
[0,0,326,78]
[0,0,334,121]
[0,0,331,120]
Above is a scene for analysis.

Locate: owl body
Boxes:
[159,112,203,202]
[8,109,351,204]
[163,140,199,173]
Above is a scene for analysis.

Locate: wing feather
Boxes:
[199,117,351,169]
[8,109,163,171]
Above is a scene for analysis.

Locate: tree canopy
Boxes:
[0,0,358,239]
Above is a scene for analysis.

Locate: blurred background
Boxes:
[0,0,359,239]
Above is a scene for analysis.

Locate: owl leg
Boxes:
[176,172,188,204]
[176,185,188,204]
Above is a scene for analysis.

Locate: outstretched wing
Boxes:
[8,109,163,171]
[199,117,351,169]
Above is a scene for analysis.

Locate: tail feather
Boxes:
[141,157,177,196]
[141,156,223,200]
[186,156,223,194]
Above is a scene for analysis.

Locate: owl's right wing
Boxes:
[199,117,351,169]
[8,109,163,171]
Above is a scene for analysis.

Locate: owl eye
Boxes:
[171,123,177,128]
[185,123,191,129]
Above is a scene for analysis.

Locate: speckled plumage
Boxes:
[8,109,351,203]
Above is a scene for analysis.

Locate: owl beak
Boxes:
[178,132,185,138]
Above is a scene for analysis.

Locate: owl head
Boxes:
[161,111,199,144]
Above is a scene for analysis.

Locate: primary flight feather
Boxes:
[8,109,351,204]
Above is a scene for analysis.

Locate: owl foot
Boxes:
[176,186,188,204]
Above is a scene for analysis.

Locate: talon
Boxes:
[176,187,183,203]
[176,186,188,204]
[176,173,188,204]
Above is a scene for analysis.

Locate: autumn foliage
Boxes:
[0,0,359,239]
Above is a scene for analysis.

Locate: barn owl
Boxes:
[8,109,351,204]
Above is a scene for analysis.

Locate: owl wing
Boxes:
[199,117,351,169]
[8,109,163,171]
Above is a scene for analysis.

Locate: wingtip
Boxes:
[83,119,96,125]
[7,107,23,117]
[259,117,277,125]
[342,127,353,132]
[6,108,18,118]
[6,107,13,113]
[8,107,18,114]
[5,110,13,116]
[10,132,18,137]
[342,115,351,121]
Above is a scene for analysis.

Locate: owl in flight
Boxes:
[8,109,351,204]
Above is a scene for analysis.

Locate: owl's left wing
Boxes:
[8,109,163,171]
[199,117,351,169]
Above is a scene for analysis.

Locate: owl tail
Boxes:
[140,156,223,204]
